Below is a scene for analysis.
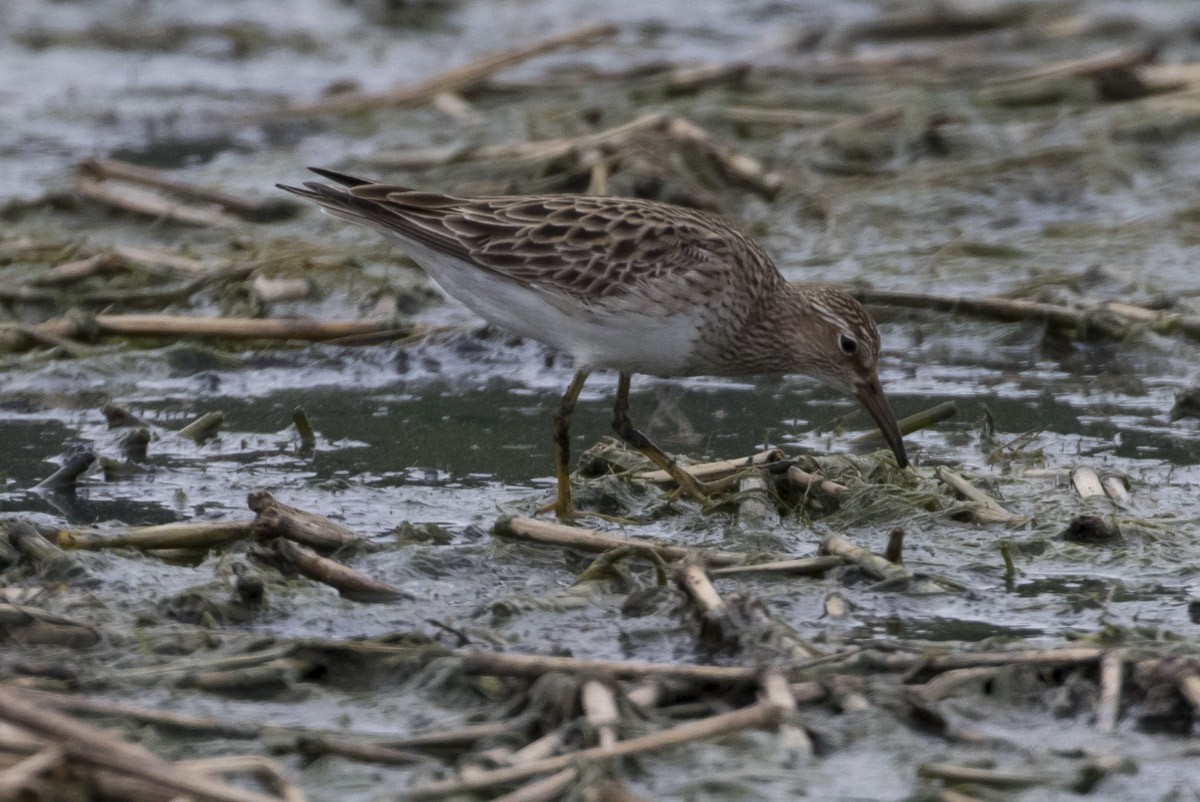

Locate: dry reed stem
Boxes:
[489,768,577,802]
[253,276,311,303]
[26,690,505,754]
[828,676,870,713]
[267,23,616,117]
[789,681,827,705]
[508,730,565,765]
[34,451,96,492]
[26,253,124,286]
[989,47,1151,85]
[1096,650,1125,734]
[369,114,666,168]
[709,555,847,577]
[56,521,258,552]
[178,755,306,802]
[6,520,85,579]
[368,113,781,197]
[272,539,405,603]
[0,283,57,303]
[78,158,297,222]
[721,107,848,127]
[249,491,364,551]
[457,650,756,684]
[0,745,65,799]
[0,314,415,352]
[178,410,224,443]
[1070,467,1106,498]
[76,175,241,228]
[918,761,1050,788]
[1179,675,1200,709]
[937,790,987,802]
[112,245,210,274]
[408,702,782,798]
[635,448,783,485]
[22,691,260,739]
[918,667,1001,702]
[0,689,282,802]
[926,647,1103,673]
[494,515,750,567]
[1100,474,1130,503]
[664,117,782,197]
[851,287,1200,341]
[0,605,100,648]
[673,558,726,616]
[581,680,619,749]
[596,782,654,802]
[936,467,1030,526]
[291,736,431,766]
[784,465,849,499]
[823,592,849,619]
[736,470,780,529]
[759,668,813,759]
[851,401,956,447]
[819,533,909,583]
[431,91,479,123]
[665,60,749,94]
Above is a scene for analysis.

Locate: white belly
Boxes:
[395,239,701,376]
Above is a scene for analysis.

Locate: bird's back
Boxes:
[279,170,786,375]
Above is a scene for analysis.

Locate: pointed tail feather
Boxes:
[305,167,380,189]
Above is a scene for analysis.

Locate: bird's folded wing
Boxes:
[281,174,761,316]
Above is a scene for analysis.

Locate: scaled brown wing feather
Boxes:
[279,171,761,311]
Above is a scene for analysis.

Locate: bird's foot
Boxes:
[535,497,576,521]
[663,465,713,505]
[534,500,633,526]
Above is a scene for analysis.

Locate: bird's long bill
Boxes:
[856,376,908,469]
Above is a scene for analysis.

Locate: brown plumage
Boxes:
[279,168,907,517]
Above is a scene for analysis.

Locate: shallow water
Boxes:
[3,0,1200,799]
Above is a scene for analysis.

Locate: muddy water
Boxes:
[3,0,1200,799]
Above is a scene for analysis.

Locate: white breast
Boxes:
[393,238,702,377]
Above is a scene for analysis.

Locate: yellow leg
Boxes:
[540,370,589,520]
[612,373,708,503]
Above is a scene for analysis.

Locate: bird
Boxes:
[278,168,908,519]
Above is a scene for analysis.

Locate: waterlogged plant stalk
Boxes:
[455,650,756,684]
[408,702,783,798]
[78,158,299,222]
[34,451,96,492]
[759,668,813,760]
[709,555,847,577]
[936,467,1030,526]
[1096,650,1126,734]
[819,533,909,583]
[58,521,256,551]
[493,515,751,567]
[292,408,317,450]
[0,689,283,802]
[271,539,406,603]
[0,314,418,354]
[266,23,617,118]
[634,448,784,485]
[673,556,740,646]
[248,491,365,552]
[850,401,957,447]
[6,520,86,580]
[178,411,224,443]
[75,174,242,228]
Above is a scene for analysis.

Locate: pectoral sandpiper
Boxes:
[279,168,908,518]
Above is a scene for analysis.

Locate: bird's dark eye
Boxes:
[838,334,858,355]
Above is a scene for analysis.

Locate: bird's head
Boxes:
[787,286,908,468]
